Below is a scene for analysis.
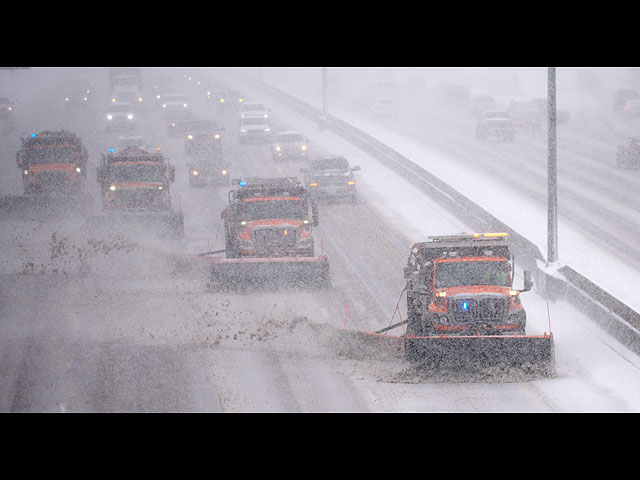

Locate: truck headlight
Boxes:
[192,170,199,176]
[301,144,307,151]
[214,133,220,139]
[221,169,228,175]
[187,134,194,140]
[76,167,82,173]
[110,185,116,191]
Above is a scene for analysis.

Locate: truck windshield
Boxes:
[24,146,77,164]
[110,164,165,183]
[434,260,510,289]
[242,199,303,222]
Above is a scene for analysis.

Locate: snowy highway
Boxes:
[2,67,640,412]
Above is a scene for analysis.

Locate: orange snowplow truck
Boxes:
[16,130,88,195]
[402,233,554,373]
[96,146,184,238]
[211,177,329,287]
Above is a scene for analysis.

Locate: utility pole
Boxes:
[547,67,558,265]
[322,67,328,116]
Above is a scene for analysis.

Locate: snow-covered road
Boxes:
[1,67,640,412]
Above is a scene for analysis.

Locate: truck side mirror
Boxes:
[312,204,319,227]
[16,152,25,169]
[522,270,533,292]
[96,167,104,184]
[169,165,175,183]
[351,166,361,171]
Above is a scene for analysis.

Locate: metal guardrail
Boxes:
[235,72,640,352]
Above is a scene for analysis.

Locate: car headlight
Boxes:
[241,129,247,132]
[301,144,307,151]
[187,134,194,140]
[107,114,113,120]
[110,185,117,191]
[138,97,143,102]
[162,104,167,108]
[192,170,199,176]
[183,103,188,108]
[264,128,271,132]
[65,97,70,102]
[127,114,134,120]
[214,133,220,139]
[76,167,82,173]
[275,146,281,151]
[221,169,228,175]
[24,169,28,175]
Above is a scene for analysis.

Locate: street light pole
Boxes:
[319,67,328,130]
[547,67,558,265]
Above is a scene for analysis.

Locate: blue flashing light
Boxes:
[461,301,469,311]
[31,133,37,138]
[239,180,247,186]
[109,148,115,153]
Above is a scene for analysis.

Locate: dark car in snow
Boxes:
[476,115,515,143]
[617,137,640,169]
[301,156,360,202]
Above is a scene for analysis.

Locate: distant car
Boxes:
[469,94,497,118]
[622,99,640,118]
[271,131,309,161]
[301,156,360,202]
[0,96,14,117]
[161,93,189,120]
[614,89,640,113]
[110,74,144,111]
[239,115,271,143]
[616,137,640,169]
[369,98,399,118]
[105,102,135,133]
[476,116,515,143]
[216,88,244,113]
[239,101,269,120]
[188,157,230,188]
[184,119,224,155]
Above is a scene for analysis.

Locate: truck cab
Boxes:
[97,146,175,211]
[16,130,88,195]
[404,233,532,337]
[222,178,319,259]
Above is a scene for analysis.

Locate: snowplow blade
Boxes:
[209,255,330,288]
[404,334,555,375]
